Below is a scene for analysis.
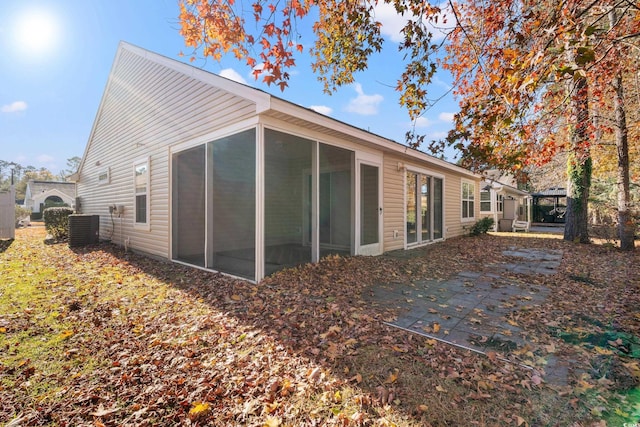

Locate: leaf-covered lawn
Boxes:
[1,226,639,426]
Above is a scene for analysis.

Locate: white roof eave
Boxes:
[268,97,480,180]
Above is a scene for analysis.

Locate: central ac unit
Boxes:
[68,214,100,247]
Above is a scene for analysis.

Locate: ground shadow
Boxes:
[63,233,597,425]
[0,238,14,253]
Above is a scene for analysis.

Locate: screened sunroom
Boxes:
[171,126,382,282]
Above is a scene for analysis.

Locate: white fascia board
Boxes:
[509,188,530,197]
[498,182,529,196]
[268,97,480,180]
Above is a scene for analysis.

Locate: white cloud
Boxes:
[246,63,265,82]
[374,2,454,43]
[219,68,247,85]
[1,101,28,113]
[438,112,455,123]
[430,130,449,139]
[309,105,333,115]
[414,116,432,128]
[432,76,453,91]
[345,83,383,116]
[373,3,406,43]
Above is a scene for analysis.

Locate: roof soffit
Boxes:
[265,98,479,179]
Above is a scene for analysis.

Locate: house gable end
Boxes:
[76,41,270,180]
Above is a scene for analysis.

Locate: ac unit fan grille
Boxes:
[68,215,100,247]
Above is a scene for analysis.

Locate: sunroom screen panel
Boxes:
[319,144,353,257]
[264,129,313,276]
[208,129,256,280]
[172,145,206,266]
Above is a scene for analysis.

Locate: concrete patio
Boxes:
[367,246,571,385]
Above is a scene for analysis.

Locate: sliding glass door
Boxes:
[406,171,443,245]
[433,177,443,239]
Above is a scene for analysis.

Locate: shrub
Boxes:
[43,207,74,240]
[470,217,495,235]
[44,201,70,210]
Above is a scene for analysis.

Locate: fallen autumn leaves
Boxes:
[1,227,639,426]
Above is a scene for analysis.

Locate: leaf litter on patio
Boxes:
[1,227,639,425]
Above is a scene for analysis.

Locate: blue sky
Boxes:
[0,0,459,175]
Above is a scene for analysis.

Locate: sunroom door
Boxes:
[357,160,382,256]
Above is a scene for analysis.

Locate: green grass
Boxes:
[0,258,95,405]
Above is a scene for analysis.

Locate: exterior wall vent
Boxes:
[68,214,100,247]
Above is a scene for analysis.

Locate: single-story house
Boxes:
[74,42,483,282]
[23,180,76,215]
[479,170,531,231]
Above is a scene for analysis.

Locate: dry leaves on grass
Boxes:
[1,227,639,426]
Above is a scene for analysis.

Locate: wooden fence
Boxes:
[0,187,15,239]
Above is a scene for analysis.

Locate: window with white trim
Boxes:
[496,194,504,212]
[98,168,110,185]
[461,181,475,220]
[480,189,491,212]
[134,159,150,228]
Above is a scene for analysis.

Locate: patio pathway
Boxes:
[367,247,571,385]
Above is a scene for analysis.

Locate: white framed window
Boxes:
[461,180,475,220]
[133,158,150,229]
[98,168,110,185]
[480,189,491,212]
[496,194,504,212]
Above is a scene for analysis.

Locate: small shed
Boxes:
[531,187,567,223]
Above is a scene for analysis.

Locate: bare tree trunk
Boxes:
[564,73,591,244]
[612,71,635,250]
[610,9,635,251]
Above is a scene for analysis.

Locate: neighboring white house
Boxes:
[479,170,531,231]
[74,42,483,282]
[23,180,76,215]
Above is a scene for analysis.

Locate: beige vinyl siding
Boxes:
[443,176,480,237]
[382,153,405,252]
[382,153,481,250]
[77,46,257,258]
[445,175,464,237]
